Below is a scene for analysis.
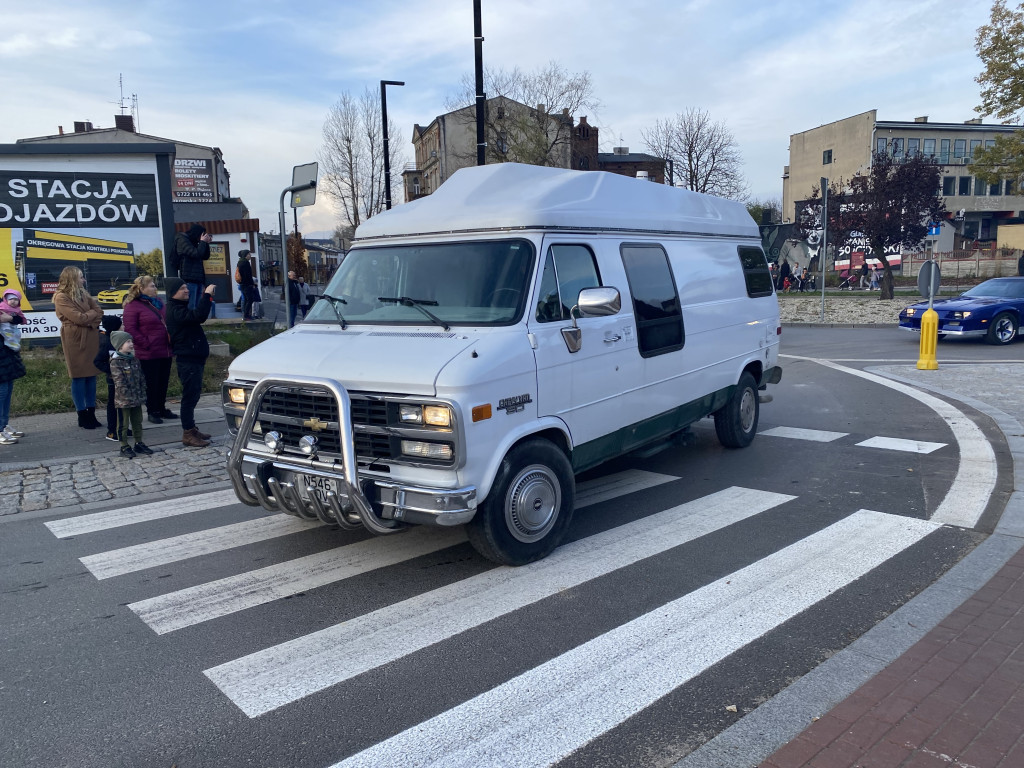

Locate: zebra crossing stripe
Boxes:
[760,426,848,442]
[80,515,320,580]
[44,489,241,538]
[328,510,939,768]
[126,469,678,635]
[204,486,796,718]
[855,436,946,454]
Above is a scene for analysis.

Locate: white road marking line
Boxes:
[44,489,241,538]
[329,510,939,768]
[130,528,468,634]
[124,469,678,634]
[205,486,796,718]
[80,515,320,580]
[855,436,947,454]
[794,356,997,529]
[760,426,848,442]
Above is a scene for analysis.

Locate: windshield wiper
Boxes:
[319,293,348,330]
[377,296,450,331]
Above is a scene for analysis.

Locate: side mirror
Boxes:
[560,287,621,353]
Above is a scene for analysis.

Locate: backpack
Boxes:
[234,265,242,283]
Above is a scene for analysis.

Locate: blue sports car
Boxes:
[899,277,1024,345]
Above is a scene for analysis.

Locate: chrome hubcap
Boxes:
[995,318,1016,342]
[505,464,561,543]
[739,388,756,433]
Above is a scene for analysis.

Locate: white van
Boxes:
[223,164,781,565]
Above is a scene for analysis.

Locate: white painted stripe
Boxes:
[127,469,676,635]
[574,468,678,507]
[130,528,468,634]
[801,357,997,529]
[80,515,320,580]
[855,436,946,454]
[760,426,848,442]
[205,486,796,717]
[329,510,938,768]
[44,489,241,538]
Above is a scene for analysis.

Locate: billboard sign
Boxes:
[172,158,214,202]
[0,151,170,337]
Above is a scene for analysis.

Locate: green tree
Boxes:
[287,233,308,277]
[135,247,164,278]
[747,197,781,225]
[973,1,1024,185]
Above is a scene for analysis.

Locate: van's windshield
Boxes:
[306,239,535,327]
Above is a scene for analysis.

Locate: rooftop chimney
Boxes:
[965,118,983,125]
[73,121,94,133]
[914,116,928,123]
[613,146,629,155]
[114,114,135,132]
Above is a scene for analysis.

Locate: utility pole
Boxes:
[474,0,486,166]
[381,80,404,210]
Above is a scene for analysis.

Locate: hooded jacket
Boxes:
[171,225,210,284]
[165,291,211,362]
[122,295,172,361]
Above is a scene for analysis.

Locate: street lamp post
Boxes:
[381,80,404,210]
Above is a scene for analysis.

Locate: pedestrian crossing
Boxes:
[42,463,953,767]
[759,425,948,453]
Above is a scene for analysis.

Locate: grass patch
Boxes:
[11,326,276,416]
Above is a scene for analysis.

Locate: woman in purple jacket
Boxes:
[122,275,178,424]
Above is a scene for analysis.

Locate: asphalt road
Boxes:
[0,327,1016,768]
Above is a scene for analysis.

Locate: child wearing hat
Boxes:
[108,330,154,459]
[95,315,125,441]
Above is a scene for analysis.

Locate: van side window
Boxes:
[737,246,774,298]
[620,244,684,357]
[535,244,601,322]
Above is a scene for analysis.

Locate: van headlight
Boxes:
[398,404,452,428]
[228,387,249,404]
[400,440,453,460]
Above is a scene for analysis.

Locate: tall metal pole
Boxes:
[820,177,828,322]
[474,0,486,166]
[381,80,404,210]
[279,180,316,328]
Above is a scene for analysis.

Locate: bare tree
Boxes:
[444,61,600,167]
[641,108,749,200]
[318,87,405,230]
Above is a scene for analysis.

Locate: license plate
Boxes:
[297,473,340,502]
[945,321,960,327]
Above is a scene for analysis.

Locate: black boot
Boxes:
[84,407,102,429]
[77,410,89,428]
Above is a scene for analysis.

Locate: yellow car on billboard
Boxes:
[97,284,134,307]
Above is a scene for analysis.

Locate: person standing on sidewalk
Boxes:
[122,276,177,424]
[94,315,125,442]
[171,224,216,318]
[236,250,257,320]
[164,278,213,448]
[107,330,154,460]
[297,275,311,319]
[53,266,104,430]
[0,307,25,445]
[286,270,302,327]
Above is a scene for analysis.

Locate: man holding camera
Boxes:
[165,277,214,448]
[171,223,217,318]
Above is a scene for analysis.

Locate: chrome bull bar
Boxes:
[226,375,402,535]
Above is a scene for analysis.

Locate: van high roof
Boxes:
[355,163,758,240]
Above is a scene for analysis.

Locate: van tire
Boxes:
[714,372,759,449]
[467,439,575,566]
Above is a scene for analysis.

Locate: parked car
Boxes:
[898,277,1024,345]
[96,283,133,307]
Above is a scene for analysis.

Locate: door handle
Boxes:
[603,334,622,343]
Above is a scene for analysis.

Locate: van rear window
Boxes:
[737,246,774,298]
[620,244,684,358]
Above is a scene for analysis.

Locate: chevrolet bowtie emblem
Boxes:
[303,417,329,432]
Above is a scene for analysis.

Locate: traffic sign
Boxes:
[918,260,941,300]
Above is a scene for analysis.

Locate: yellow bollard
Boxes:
[917,308,939,370]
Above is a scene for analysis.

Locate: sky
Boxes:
[0,0,999,238]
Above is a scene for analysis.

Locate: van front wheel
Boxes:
[467,439,575,566]
[714,372,759,449]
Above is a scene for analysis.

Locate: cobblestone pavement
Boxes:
[0,440,229,516]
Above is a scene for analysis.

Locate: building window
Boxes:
[923,138,936,158]
[892,138,904,159]
[578,156,590,170]
[969,139,982,161]
[990,181,1001,196]
[876,138,887,155]
[954,139,966,160]
[958,176,972,195]
[942,176,955,196]
[940,139,951,164]
[1007,178,1016,195]
[907,138,920,158]
[822,149,832,165]
[976,177,987,196]
[496,107,505,120]
[496,131,508,154]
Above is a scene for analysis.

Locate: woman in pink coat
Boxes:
[122,275,177,424]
